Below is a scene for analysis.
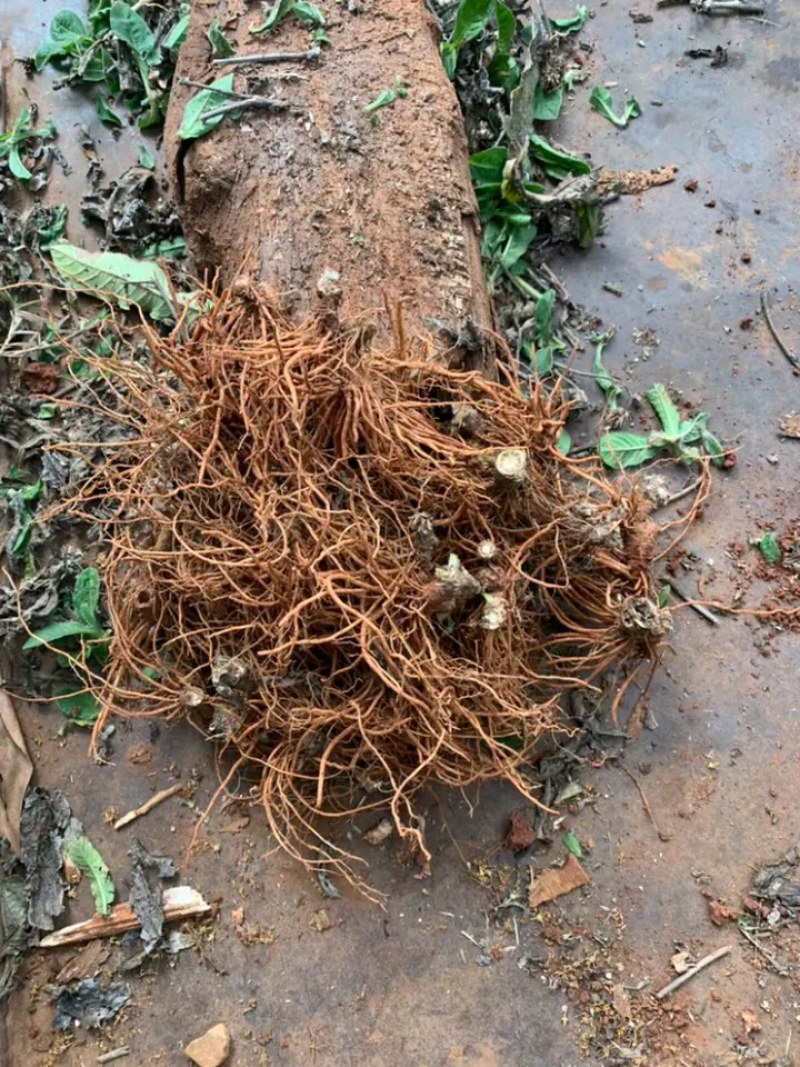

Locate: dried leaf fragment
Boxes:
[528,854,591,908]
[778,412,800,439]
[670,950,690,974]
[741,1008,761,1035]
[363,818,393,846]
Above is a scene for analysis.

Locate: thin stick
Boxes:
[201,98,292,122]
[737,922,790,977]
[212,48,320,66]
[655,945,731,999]
[97,1049,131,1064]
[761,292,800,373]
[178,77,251,99]
[621,766,671,842]
[667,578,720,626]
[114,783,183,830]
[662,477,703,508]
[39,886,211,948]
[697,0,765,13]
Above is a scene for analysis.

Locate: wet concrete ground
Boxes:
[3,0,799,1064]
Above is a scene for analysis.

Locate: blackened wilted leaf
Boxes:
[51,978,131,1030]
[19,787,70,931]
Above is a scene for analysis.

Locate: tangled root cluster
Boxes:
[71,286,664,891]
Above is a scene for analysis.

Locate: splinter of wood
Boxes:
[39,886,211,948]
[212,48,320,66]
[655,945,731,998]
[114,783,183,830]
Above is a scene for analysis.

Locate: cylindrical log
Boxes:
[164,1,495,361]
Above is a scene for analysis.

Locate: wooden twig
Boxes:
[667,578,720,627]
[39,886,211,948]
[621,766,672,842]
[655,945,731,999]
[663,477,703,508]
[178,77,251,99]
[696,0,765,13]
[114,783,183,830]
[200,97,292,122]
[97,1049,131,1064]
[212,48,320,66]
[761,292,800,374]
[737,922,790,977]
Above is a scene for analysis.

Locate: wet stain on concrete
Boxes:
[763,55,800,92]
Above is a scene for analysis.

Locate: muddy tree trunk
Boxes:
[164,0,494,360]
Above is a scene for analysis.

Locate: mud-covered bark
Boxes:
[164,1,495,361]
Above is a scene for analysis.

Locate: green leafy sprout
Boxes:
[589,86,641,129]
[33,0,190,130]
[0,107,56,184]
[598,384,725,471]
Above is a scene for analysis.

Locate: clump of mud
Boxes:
[61,285,660,894]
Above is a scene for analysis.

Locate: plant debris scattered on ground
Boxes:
[32,0,189,130]
[433,1,600,381]
[50,978,131,1030]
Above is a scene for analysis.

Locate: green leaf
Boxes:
[750,532,781,565]
[563,831,583,857]
[32,204,68,249]
[469,146,507,184]
[23,619,104,650]
[163,12,190,51]
[591,328,621,411]
[35,403,58,420]
[556,428,571,455]
[250,0,295,34]
[364,89,396,114]
[177,73,235,142]
[500,222,535,270]
[487,2,518,90]
[72,567,101,630]
[550,5,588,33]
[88,0,113,36]
[589,86,642,129]
[534,289,557,346]
[529,133,590,181]
[50,243,175,321]
[533,85,563,121]
[293,1,325,26]
[78,47,114,82]
[598,431,660,470]
[533,344,554,376]
[494,734,524,751]
[17,482,43,505]
[250,0,325,31]
[449,0,494,48]
[576,202,601,250]
[657,583,671,608]
[137,145,156,169]
[141,236,187,260]
[55,689,101,727]
[65,837,115,916]
[8,147,32,183]
[700,427,725,468]
[364,78,407,115]
[207,19,235,57]
[440,43,458,80]
[95,95,122,128]
[646,383,681,438]
[109,1,158,63]
[35,11,88,70]
[51,10,86,43]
